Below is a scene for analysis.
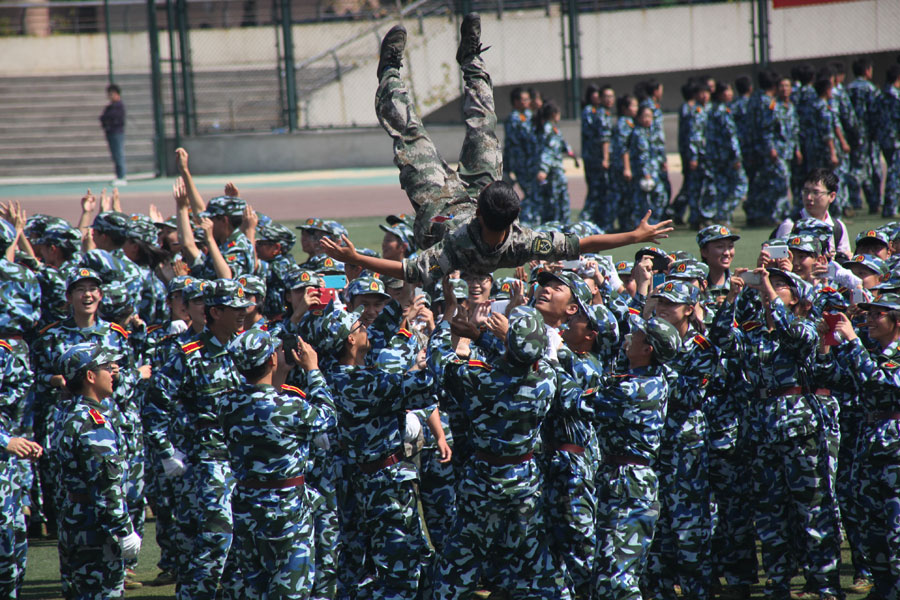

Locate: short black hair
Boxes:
[98,228,127,247]
[735,75,752,95]
[713,81,731,101]
[616,93,635,116]
[852,56,872,77]
[239,361,271,382]
[887,64,900,86]
[829,60,845,75]
[816,65,834,82]
[758,70,778,91]
[477,181,520,231]
[681,78,698,101]
[804,168,839,194]
[582,84,600,107]
[599,84,614,95]
[814,77,832,97]
[797,64,816,85]
[510,86,527,105]
[106,84,121,95]
[65,372,86,395]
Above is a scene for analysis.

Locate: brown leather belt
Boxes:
[358,451,403,475]
[475,450,534,466]
[68,492,91,503]
[238,475,305,489]
[868,411,900,424]
[604,455,651,467]
[768,386,831,398]
[554,443,586,455]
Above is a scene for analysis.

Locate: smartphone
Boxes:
[561,259,582,271]
[652,273,666,289]
[851,288,866,304]
[767,245,789,260]
[738,271,762,286]
[822,312,842,346]
[826,261,840,280]
[322,274,347,290]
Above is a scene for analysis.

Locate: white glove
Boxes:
[161,450,186,478]
[404,412,422,443]
[313,433,331,451]
[168,319,189,335]
[119,531,142,560]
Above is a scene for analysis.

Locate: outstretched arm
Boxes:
[579,211,673,253]
[320,235,405,280]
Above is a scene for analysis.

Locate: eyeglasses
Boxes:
[801,187,830,199]
[92,362,116,373]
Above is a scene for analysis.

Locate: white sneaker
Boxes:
[112,178,128,186]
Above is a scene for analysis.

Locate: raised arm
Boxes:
[579,211,673,253]
[320,234,406,280]
[175,148,206,220]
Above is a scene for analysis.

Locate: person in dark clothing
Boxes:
[100,84,127,185]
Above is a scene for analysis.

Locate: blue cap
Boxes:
[652,280,699,304]
[56,342,118,382]
[347,276,389,300]
[843,254,889,277]
[227,330,279,371]
[200,196,246,218]
[236,274,266,298]
[205,279,254,308]
[66,267,103,292]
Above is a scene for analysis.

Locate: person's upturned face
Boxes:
[350,294,389,327]
[534,280,574,322]
[67,281,102,318]
[463,273,492,303]
[654,298,691,328]
[701,239,735,272]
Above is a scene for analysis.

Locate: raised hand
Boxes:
[634,211,673,242]
[320,234,357,263]
[81,189,97,214]
[225,181,240,197]
[175,147,190,175]
[173,178,189,210]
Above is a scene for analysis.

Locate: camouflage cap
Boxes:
[257,222,297,252]
[182,278,211,302]
[347,276,389,300]
[56,342,119,383]
[812,286,849,316]
[506,306,548,365]
[357,247,381,259]
[855,228,890,249]
[305,254,345,274]
[127,213,158,245]
[668,259,709,281]
[92,211,130,237]
[766,268,813,302]
[615,260,634,276]
[379,222,416,252]
[629,315,681,363]
[167,275,193,296]
[205,279,254,308]
[66,266,103,292]
[878,222,900,241]
[324,220,348,240]
[381,275,406,291]
[588,303,619,339]
[670,250,698,262]
[296,218,331,233]
[0,219,15,252]
[200,196,246,218]
[793,218,833,246]
[493,277,519,300]
[227,330,279,371]
[304,305,365,354]
[537,270,598,330]
[286,268,324,290]
[39,221,82,252]
[696,224,740,248]
[652,280,699,305]
[433,279,469,303]
[236,274,266,298]
[25,214,65,240]
[843,254,889,277]
[634,246,670,264]
[386,213,414,228]
[80,249,124,285]
[859,293,900,312]
[100,281,133,320]
[193,225,208,244]
[786,234,821,256]
[153,215,179,230]
[874,272,900,292]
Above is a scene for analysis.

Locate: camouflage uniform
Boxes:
[305,306,434,599]
[877,84,900,217]
[685,103,715,227]
[847,77,882,211]
[219,330,337,600]
[0,337,34,598]
[143,280,253,599]
[582,104,613,228]
[375,44,580,286]
[429,309,571,600]
[809,96,849,212]
[256,222,297,318]
[747,94,787,223]
[410,406,456,554]
[50,344,136,600]
[831,305,900,600]
[640,97,670,199]
[706,102,748,224]
[731,95,754,180]
[711,291,842,599]
[611,115,636,230]
[531,121,571,225]
[591,317,675,600]
[504,108,537,214]
[629,123,668,223]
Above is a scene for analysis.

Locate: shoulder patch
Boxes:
[281,384,307,398]
[88,408,106,425]
[628,307,641,315]
[467,359,492,371]
[109,323,129,338]
[181,340,204,355]
[883,361,900,370]
[519,113,527,122]
[0,340,12,352]
[769,100,776,110]
[397,328,412,339]
[226,255,237,262]
[741,320,763,332]
[227,241,236,248]
[38,320,62,336]
[532,237,553,255]
[147,324,164,334]
[692,334,712,350]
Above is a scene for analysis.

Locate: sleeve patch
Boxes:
[88,409,106,425]
[396,328,412,339]
[692,334,711,350]
[532,237,553,255]
[467,359,492,371]
[281,384,307,398]
[0,340,12,352]
[109,323,129,338]
[182,341,204,355]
